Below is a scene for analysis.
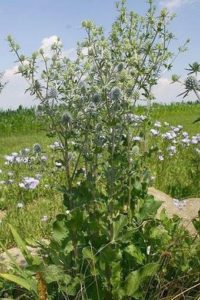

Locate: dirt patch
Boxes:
[148,187,200,235]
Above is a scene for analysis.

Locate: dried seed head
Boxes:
[117,63,124,72]
[47,88,58,99]
[185,76,199,91]
[110,87,122,101]
[33,143,42,154]
[61,111,72,125]
[92,93,101,104]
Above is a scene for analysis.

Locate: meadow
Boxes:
[0,102,200,299]
[0,102,199,248]
[0,1,200,297]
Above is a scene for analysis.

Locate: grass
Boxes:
[150,102,200,135]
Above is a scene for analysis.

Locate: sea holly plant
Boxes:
[172,61,200,102]
[2,0,199,299]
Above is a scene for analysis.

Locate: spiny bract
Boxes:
[185,76,200,91]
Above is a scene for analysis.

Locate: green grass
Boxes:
[150,102,200,135]
[0,134,48,164]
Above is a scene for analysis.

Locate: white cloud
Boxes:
[152,77,183,103]
[160,0,196,9]
[0,71,36,110]
[4,65,19,80]
[40,35,60,52]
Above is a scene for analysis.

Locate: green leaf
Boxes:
[0,273,37,293]
[137,197,162,221]
[52,214,68,243]
[112,214,128,242]
[8,224,33,264]
[192,218,200,234]
[44,265,71,284]
[124,263,159,296]
[125,245,145,265]
[82,247,96,262]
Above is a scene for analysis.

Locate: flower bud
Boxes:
[61,111,72,125]
[117,63,124,72]
[47,88,58,99]
[92,93,101,104]
[33,143,42,154]
[110,87,122,101]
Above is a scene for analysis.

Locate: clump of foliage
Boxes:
[1,0,199,299]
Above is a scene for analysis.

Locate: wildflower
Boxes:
[22,157,29,164]
[17,202,24,208]
[158,155,164,161]
[7,179,14,184]
[41,215,48,222]
[11,152,18,157]
[162,131,176,140]
[150,129,159,136]
[167,145,176,153]
[55,161,62,168]
[154,121,161,128]
[173,127,180,133]
[41,155,48,162]
[8,172,14,177]
[181,138,190,145]
[33,143,42,154]
[191,136,198,144]
[5,155,15,164]
[171,139,177,144]
[35,173,42,180]
[49,141,63,150]
[19,177,40,190]
[195,148,200,154]
[0,181,5,185]
[5,154,21,164]
[146,245,151,255]
[132,136,141,142]
[182,131,189,138]
[164,122,169,126]
[0,169,2,174]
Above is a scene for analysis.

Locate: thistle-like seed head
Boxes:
[185,76,199,91]
[61,111,72,125]
[110,87,122,101]
[33,143,42,154]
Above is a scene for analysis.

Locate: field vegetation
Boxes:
[0,0,200,299]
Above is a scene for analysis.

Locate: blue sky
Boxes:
[0,0,199,109]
